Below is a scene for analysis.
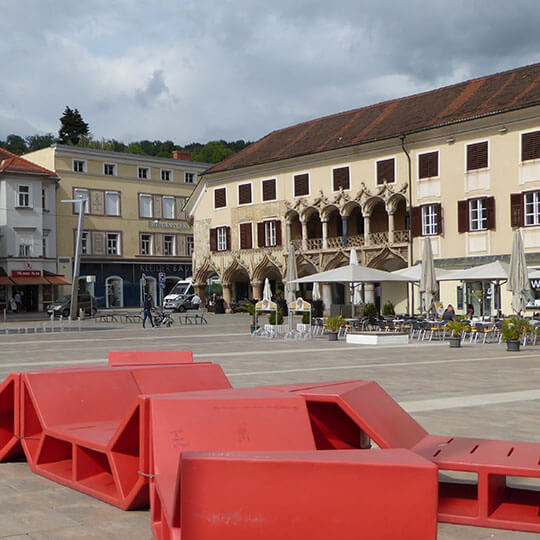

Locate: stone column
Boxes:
[222,283,232,313]
[364,283,376,306]
[252,281,263,301]
[341,215,349,248]
[322,283,332,316]
[321,220,328,249]
[387,210,395,244]
[285,220,292,247]
[195,284,206,308]
[363,213,371,246]
[301,220,308,251]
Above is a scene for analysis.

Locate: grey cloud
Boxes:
[135,70,170,108]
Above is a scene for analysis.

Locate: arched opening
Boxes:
[230,268,250,303]
[297,259,318,301]
[326,207,343,239]
[348,205,364,237]
[370,200,388,234]
[141,276,157,306]
[288,212,302,243]
[393,197,409,236]
[305,211,322,239]
[106,276,123,308]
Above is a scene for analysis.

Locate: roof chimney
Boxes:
[173,151,192,161]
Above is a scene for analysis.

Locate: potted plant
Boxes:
[363,303,377,318]
[501,316,535,351]
[236,299,259,334]
[382,300,395,317]
[445,320,469,348]
[326,315,345,341]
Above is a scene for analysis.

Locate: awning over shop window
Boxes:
[45,275,71,285]
[0,277,14,285]
[11,277,50,285]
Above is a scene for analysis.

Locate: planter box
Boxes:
[346,332,409,345]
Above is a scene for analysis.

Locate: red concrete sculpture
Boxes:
[108,350,194,367]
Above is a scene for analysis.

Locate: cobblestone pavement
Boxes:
[0,312,538,538]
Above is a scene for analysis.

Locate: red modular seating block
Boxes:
[268,380,540,534]
[0,373,22,461]
[180,449,438,540]
[20,362,231,510]
[149,388,317,540]
[108,350,193,367]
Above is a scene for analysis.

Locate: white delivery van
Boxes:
[163,277,195,311]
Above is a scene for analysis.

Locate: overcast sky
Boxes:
[1,1,539,146]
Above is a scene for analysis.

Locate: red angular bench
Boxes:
[108,350,193,367]
[0,373,22,461]
[267,380,540,534]
[19,361,231,509]
[180,449,438,540]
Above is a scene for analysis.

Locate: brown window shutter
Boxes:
[486,197,496,230]
[257,222,265,247]
[467,142,488,171]
[225,227,231,251]
[209,228,217,251]
[238,184,252,205]
[332,167,350,191]
[377,159,395,184]
[522,131,540,162]
[419,152,438,179]
[457,200,469,233]
[239,223,252,249]
[435,204,443,235]
[510,193,523,228]
[214,188,226,208]
[294,174,309,197]
[275,220,282,246]
[411,207,421,237]
[262,179,276,201]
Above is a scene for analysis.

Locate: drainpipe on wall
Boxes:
[400,134,414,315]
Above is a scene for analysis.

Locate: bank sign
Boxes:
[148,220,190,231]
[12,270,42,277]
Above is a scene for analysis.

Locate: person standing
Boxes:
[14,291,21,312]
[142,294,154,328]
[191,293,201,311]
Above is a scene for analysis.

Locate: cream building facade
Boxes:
[187,63,540,316]
[24,145,210,307]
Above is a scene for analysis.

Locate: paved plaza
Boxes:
[0,312,538,539]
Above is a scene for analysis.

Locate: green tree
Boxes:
[192,140,235,163]
[25,133,56,152]
[58,106,89,145]
[3,134,27,155]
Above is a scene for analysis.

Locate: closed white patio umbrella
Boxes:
[507,230,530,314]
[285,243,299,305]
[419,238,438,314]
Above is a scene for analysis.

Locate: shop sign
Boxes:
[148,220,190,231]
[139,264,188,273]
[12,270,42,277]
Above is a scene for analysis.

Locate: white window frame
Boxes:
[162,196,175,219]
[140,233,153,255]
[213,187,227,209]
[161,169,173,182]
[237,181,253,206]
[19,243,31,257]
[331,164,352,193]
[417,149,440,180]
[163,234,175,256]
[465,139,490,172]
[469,198,487,231]
[139,194,153,218]
[105,191,120,216]
[520,129,540,164]
[81,232,90,255]
[105,276,124,308]
[264,220,277,247]
[375,156,397,185]
[73,159,87,173]
[184,172,195,184]
[292,172,310,198]
[17,185,31,208]
[524,191,540,226]
[106,233,120,255]
[103,163,117,176]
[138,167,150,180]
[42,236,47,258]
[186,235,194,256]
[74,188,90,214]
[261,178,278,202]
[421,205,438,236]
[217,227,227,251]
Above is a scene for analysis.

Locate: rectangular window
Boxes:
[18,185,30,207]
[238,183,252,205]
[162,196,175,219]
[184,172,195,184]
[418,151,439,179]
[161,169,172,182]
[105,191,120,216]
[294,173,309,197]
[524,191,540,226]
[42,237,46,257]
[332,167,350,191]
[139,194,153,218]
[214,187,227,209]
[186,235,194,256]
[262,178,277,201]
[81,232,89,255]
[264,221,277,247]
[140,234,152,255]
[422,205,438,236]
[217,227,228,251]
[138,167,149,179]
[74,188,89,213]
[239,223,253,249]
[107,233,120,255]
[42,188,46,210]
[467,141,488,171]
[469,198,487,231]
[104,163,116,176]
[73,160,86,173]
[19,243,31,257]
[522,131,540,162]
[164,235,175,256]
[377,158,395,184]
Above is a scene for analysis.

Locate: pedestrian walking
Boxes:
[142,294,155,328]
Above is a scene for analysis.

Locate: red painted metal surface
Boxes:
[274,380,540,534]
[0,373,22,461]
[149,388,317,540]
[180,449,438,540]
[20,362,231,509]
[108,350,193,367]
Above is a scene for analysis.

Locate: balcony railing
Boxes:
[291,230,409,252]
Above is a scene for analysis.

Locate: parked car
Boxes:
[47,294,97,318]
[163,293,194,312]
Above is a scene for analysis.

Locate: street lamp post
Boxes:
[62,198,87,320]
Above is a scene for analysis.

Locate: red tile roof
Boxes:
[207,62,540,174]
[0,148,58,178]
